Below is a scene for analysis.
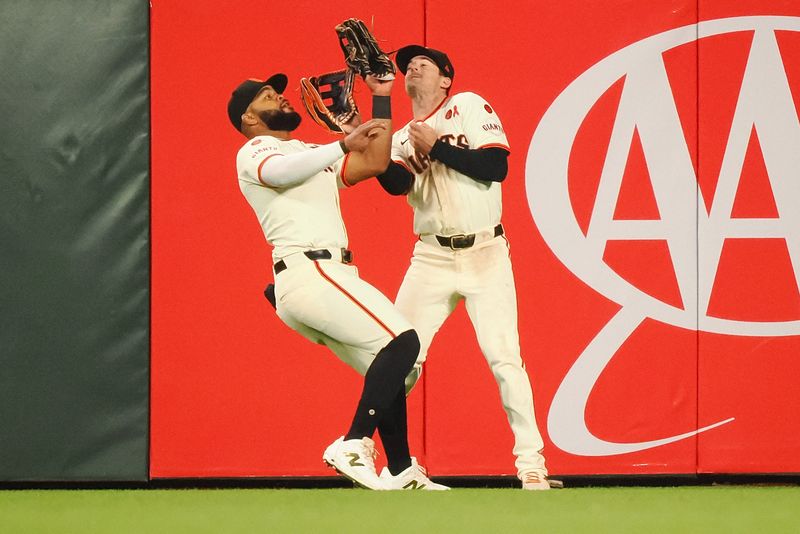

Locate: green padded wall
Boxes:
[0,0,149,480]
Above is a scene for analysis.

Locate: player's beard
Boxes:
[259,109,302,132]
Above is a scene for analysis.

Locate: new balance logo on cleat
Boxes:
[346,453,365,467]
[322,436,386,490]
[379,457,450,490]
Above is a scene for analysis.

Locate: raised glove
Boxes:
[335,18,395,80]
[299,69,358,135]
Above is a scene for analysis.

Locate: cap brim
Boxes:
[264,73,288,94]
[395,45,432,75]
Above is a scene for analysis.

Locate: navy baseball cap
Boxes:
[227,73,288,131]
[395,45,454,79]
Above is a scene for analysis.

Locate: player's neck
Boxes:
[246,126,292,141]
[411,92,448,121]
[269,130,292,140]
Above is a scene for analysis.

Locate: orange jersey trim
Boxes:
[392,158,413,173]
[477,143,511,153]
[313,261,397,338]
[257,154,284,187]
[339,152,354,187]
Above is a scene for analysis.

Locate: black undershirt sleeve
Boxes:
[428,141,509,183]
[376,143,508,195]
[377,161,414,196]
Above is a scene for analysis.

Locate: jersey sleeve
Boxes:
[236,136,285,187]
[458,93,510,152]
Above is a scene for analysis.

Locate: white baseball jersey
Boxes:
[390,92,548,479]
[236,134,413,373]
[237,135,352,261]
[390,91,510,236]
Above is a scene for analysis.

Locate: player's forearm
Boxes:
[340,96,393,184]
[428,142,509,183]
[260,141,345,187]
[363,121,392,167]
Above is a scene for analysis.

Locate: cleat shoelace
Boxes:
[359,441,379,470]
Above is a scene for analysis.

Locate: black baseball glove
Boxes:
[299,69,358,135]
[335,18,395,80]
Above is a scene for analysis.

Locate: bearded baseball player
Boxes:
[376,45,551,490]
[229,71,447,491]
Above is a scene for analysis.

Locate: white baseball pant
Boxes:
[395,235,548,477]
[274,252,414,376]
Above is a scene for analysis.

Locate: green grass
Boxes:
[2,486,799,533]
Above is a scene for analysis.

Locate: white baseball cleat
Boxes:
[379,457,450,490]
[323,436,385,490]
[521,471,551,491]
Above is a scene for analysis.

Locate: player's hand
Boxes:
[408,121,437,155]
[364,74,393,96]
[343,119,387,152]
[340,113,363,135]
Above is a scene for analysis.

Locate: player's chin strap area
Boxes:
[273,248,353,275]
[419,224,504,250]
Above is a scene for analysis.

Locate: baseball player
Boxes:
[376,46,551,490]
[229,71,447,490]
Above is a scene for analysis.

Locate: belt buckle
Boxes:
[449,234,470,250]
[341,248,353,264]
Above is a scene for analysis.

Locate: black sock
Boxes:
[378,390,412,475]
[345,329,419,441]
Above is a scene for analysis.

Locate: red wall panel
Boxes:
[151,0,800,478]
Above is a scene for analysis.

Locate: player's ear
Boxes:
[241,111,259,128]
[440,77,452,91]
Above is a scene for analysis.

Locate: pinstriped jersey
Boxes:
[237,135,349,261]
[390,92,510,236]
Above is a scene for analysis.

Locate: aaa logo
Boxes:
[526,16,800,456]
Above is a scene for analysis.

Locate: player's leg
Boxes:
[343,329,418,441]
[375,386,449,490]
[460,239,548,481]
[281,322,416,478]
[395,240,460,392]
[309,261,452,488]
[276,313,374,375]
[277,260,420,488]
[376,388,409,473]
[307,264,419,469]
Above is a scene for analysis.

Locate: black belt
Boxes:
[435,224,504,249]
[273,248,353,275]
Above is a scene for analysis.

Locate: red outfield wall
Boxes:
[151,0,800,477]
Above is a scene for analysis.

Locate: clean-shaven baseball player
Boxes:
[376,46,550,490]
[229,71,447,490]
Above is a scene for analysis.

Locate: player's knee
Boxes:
[388,329,420,370]
[489,359,527,384]
[481,338,520,366]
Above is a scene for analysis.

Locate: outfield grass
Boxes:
[1,486,799,533]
